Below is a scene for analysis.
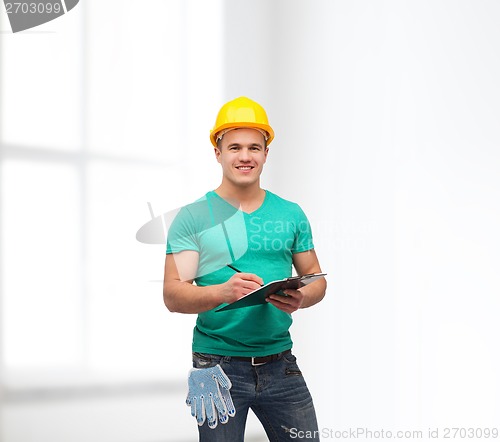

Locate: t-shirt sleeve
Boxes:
[166,207,199,254]
[291,204,315,253]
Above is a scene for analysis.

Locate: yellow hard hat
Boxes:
[210,96,275,147]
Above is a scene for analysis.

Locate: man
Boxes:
[163,96,326,441]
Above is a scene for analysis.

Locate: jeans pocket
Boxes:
[282,352,297,364]
[192,352,222,369]
[283,352,303,376]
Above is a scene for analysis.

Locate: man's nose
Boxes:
[238,148,251,161]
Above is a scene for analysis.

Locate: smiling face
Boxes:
[214,128,269,190]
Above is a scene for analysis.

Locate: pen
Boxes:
[226,263,242,273]
[226,263,264,287]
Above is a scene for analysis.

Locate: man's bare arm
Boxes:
[266,249,326,313]
[163,252,263,314]
[293,249,327,308]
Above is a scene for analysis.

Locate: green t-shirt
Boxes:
[166,190,314,356]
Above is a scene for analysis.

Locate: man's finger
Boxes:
[239,272,264,285]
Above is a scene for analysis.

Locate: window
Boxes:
[1,0,223,387]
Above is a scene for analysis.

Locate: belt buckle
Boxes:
[251,356,267,366]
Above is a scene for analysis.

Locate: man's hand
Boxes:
[266,289,304,314]
[220,273,264,304]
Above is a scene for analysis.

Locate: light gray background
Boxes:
[1,1,499,441]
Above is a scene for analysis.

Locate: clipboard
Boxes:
[215,273,327,312]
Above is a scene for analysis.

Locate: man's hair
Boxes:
[216,129,268,150]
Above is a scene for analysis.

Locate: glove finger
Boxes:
[186,392,193,407]
[218,412,229,425]
[212,382,228,417]
[214,365,232,389]
[217,399,230,426]
[186,368,199,418]
[220,387,236,417]
[187,396,196,418]
[195,396,206,426]
[205,395,218,429]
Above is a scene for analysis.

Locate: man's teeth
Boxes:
[237,166,252,170]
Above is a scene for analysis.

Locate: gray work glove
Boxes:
[186,364,236,429]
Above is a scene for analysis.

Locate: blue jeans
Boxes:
[192,350,319,442]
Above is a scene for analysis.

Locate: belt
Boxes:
[231,350,291,366]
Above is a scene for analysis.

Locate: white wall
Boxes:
[220,0,500,434]
[262,0,500,434]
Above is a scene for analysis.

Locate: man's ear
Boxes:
[214,146,222,163]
